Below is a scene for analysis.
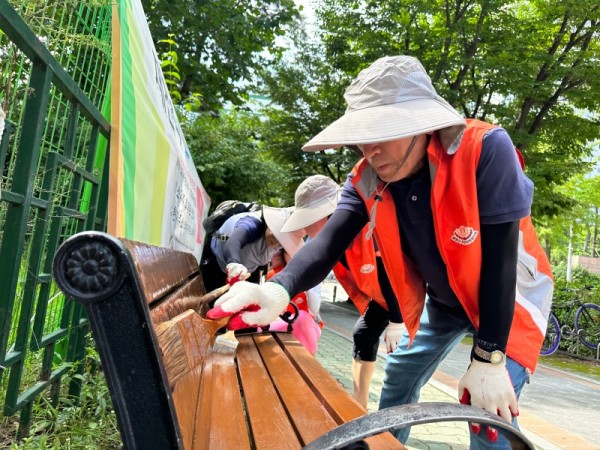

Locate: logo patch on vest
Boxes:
[360,264,375,274]
[451,226,478,245]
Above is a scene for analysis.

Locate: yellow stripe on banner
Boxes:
[129,11,155,243]
[127,7,168,244]
[108,2,125,236]
[149,121,169,244]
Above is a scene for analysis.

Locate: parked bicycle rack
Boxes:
[560,325,582,355]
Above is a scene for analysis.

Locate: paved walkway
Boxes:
[315,281,600,450]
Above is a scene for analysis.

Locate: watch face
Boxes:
[490,350,505,365]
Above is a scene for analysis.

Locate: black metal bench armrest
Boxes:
[303,402,535,450]
[53,231,182,449]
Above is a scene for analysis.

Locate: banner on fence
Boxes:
[109,0,210,261]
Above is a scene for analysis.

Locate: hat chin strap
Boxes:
[365,136,419,241]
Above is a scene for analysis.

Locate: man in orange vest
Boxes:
[280,174,404,408]
[208,55,554,449]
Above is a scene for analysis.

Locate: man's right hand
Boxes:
[207,281,290,330]
[458,358,518,442]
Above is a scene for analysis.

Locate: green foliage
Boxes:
[158,35,202,111]
[259,0,600,219]
[184,109,292,207]
[256,26,361,188]
[143,0,300,111]
[542,171,600,263]
[8,346,120,449]
[553,264,600,298]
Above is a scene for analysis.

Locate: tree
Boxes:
[143,0,300,111]
[183,109,291,208]
[549,170,600,259]
[260,0,600,218]
[257,26,361,194]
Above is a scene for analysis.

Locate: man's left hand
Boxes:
[226,262,249,285]
[383,322,404,353]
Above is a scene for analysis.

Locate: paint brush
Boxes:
[213,327,239,355]
[172,284,231,313]
[211,272,253,355]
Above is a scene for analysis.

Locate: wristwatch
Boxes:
[474,346,505,365]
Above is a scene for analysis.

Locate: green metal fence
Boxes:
[0,0,111,438]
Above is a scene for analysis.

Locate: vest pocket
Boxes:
[517,252,537,280]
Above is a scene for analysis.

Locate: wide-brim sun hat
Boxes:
[302,55,467,154]
[281,175,340,232]
[263,206,304,257]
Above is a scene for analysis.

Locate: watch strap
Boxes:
[473,345,505,365]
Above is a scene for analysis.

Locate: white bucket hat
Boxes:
[263,206,304,257]
[302,55,466,154]
[280,175,340,232]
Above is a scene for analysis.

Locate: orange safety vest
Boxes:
[332,227,388,315]
[351,119,553,372]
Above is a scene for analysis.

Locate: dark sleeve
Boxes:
[272,209,367,296]
[377,257,403,323]
[222,217,265,264]
[476,220,519,353]
[477,128,533,224]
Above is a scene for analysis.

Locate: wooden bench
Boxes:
[52,231,535,450]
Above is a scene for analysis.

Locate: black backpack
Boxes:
[202,200,262,236]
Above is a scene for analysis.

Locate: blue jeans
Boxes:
[378,298,529,450]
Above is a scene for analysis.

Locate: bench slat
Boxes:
[122,238,200,306]
[172,366,203,449]
[195,352,251,450]
[276,333,403,449]
[151,277,206,323]
[156,310,231,449]
[254,334,339,446]
[236,335,302,450]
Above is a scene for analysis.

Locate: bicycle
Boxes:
[540,287,600,356]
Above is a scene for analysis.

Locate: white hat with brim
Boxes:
[280,175,340,232]
[280,198,337,233]
[302,56,466,154]
[263,206,304,257]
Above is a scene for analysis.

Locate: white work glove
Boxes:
[206,281,290,330]
[458,359,519,442]
[383,322,404,353]
[226,262,249,285]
